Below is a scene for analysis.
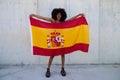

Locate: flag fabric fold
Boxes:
[30,16,89,56]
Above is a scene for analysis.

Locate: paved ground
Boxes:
[0,64,120,80]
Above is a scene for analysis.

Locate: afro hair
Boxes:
[51,8,67,22]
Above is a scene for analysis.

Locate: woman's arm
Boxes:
[30,14,55,22]
[67,13,84,21]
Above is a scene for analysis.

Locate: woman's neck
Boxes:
[55,20,60,23]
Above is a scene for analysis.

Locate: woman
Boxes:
[30,8,84,78]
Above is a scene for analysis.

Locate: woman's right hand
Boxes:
[77,13,85,17]
[30,14,35,17]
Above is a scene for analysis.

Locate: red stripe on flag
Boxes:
[30,16,88,29]
[33,43,89,56]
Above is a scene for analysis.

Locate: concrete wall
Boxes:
[0,0,120,65]
[0,0,40,65]
[99,0,120,64]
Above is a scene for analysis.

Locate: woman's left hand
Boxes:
[78,13,85,17]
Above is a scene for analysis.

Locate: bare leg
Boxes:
[48,56,54,68]
[61,54,66,76]
[46,56,54,78]
[61,54,65,67]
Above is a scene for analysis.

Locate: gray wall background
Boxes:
[0,0,120,65]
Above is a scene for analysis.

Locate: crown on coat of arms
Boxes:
[50,31,61,36]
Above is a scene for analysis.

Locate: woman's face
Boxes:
[56,13,62,21]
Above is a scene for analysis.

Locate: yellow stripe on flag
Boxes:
[32,25,89,49]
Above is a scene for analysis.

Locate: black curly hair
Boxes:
[51,8,67,22]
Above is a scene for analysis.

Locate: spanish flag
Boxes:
[30,16,89,56]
